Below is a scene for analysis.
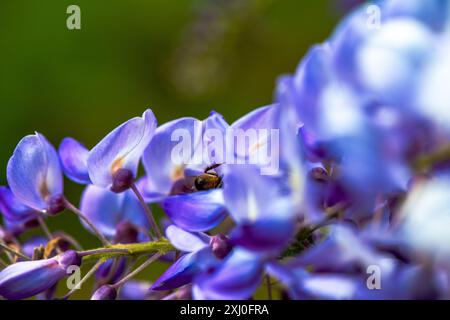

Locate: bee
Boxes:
[194,163,223,191]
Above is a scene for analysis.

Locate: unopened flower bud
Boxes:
[0,250,81,300]
[47,194,66,215]
[111,169,134,193]
[91,285,117,300]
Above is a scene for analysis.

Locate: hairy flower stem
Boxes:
[79,238,174,263]
[63,198,111,246]
[78,248,130,257]
[0,242,30,261]
[130,183,162,239]
[112,252,163,289]
[60,260,104,300]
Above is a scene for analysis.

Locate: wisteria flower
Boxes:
[7,133,64,214]
[87,109,157,192]
[79,185,150,241]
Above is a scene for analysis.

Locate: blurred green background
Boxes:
[0,0,352,298]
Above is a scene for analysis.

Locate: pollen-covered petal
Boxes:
[59,137,91,184]
[161,189,227,232]
[87,109,157,188]
[7,133,63,211]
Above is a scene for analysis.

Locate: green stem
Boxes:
[60,260,104,300]
[0,242,30,261]
[37,214,54,241]
[112,253,162,289]
[0,257,8,267]
[63,198,111,246]
[266,275,273,300]
[80,238,174,263]
[130,183,162,239]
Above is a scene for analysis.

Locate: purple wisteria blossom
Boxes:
[1,0,450,301]
[7,133,64,214]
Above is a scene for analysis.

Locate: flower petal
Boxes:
[0,186,37,222]
[7,133,63,211]
[165,225,210,252]
[229,105,277,163]
[151,249,217,291]
[231,216,295,252]
[79,185,148,238]
[161,189,227,232]
[193,249,263,300]
[222,164,292,223]
[58,137,91,184]
[142,117,202,196]
[80,185,123,237]
[88,109,157,188]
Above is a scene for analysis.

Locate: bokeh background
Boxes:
[0,0,358,298]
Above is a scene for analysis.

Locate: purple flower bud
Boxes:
[111,169,134,193]
[46,194,66,215]
[91,285,117,300]
[210,234,232,259]
[0,250,81,300]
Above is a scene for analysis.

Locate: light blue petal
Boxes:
[80,185,125,238]
[165,225,210,252]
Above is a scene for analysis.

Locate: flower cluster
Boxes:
[1,0,450,300]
